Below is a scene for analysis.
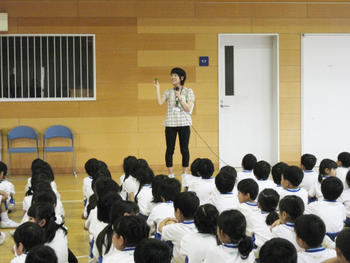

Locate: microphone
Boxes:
[174,87,180,107]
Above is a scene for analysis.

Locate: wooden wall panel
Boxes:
[195,3,307,18]
[1,0,349,173]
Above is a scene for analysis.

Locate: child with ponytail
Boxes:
[181,204,219,263]
[309,158,337,201]
[204,210,254,263]
[27,202,68,263]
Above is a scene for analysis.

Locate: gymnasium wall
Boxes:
[1,0,350,174]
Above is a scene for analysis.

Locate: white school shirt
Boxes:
[309,181,323,200]
[103,247,135,263]
[135,185,153,216]
[120,176,140,200]
[46,228,69,263]
[340,188,350,218]
[279,187,308,207]
[237,202,260,235]
[209,191,239,213]
[182,174,201,188]
[256,179,276,193]
[337,167,349,189]
[11,254,27,263]
[204,243,255,263]
[297,247,336,263]
[236,170,255,183]
[180,232,217,263]
[188,177,216,205]
[147,202,175,233]
[305,200,346,233]
[162,220,197,263]
[300,170,318,192]
[83,176,93,201]
[0,179,15,195]
[271,223,303,251]
[247,212,273,248]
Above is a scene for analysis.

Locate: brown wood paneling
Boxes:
[1,1,78,18]
[195,3,307,18]
[307,3,350,18]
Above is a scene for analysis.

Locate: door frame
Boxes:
[217,33,280,167]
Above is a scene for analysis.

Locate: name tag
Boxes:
[173,107,180,113]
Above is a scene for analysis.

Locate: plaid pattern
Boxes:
[162,87,195,127]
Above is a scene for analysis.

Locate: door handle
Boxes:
[220,104,230,108]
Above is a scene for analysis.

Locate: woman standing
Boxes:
[154,68,195,178]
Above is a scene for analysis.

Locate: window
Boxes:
[0,34,95,101]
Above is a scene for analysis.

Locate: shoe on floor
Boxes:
[0,219,20,228]
[0,232,5,245]
[168,174,175,178]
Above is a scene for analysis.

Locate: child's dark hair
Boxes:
[134,167,154,203]
[237,178,259,200]
[96,200,139,256]
[190,158,201,177]
[215,170,236,194]
[271,162,288,185]
[173,191,199,219]
[171,67,186,85]
[32,190,57,207]
[97,190,122,223]
[295,214,325,248]
[198,158,214,179]
[122,156,139,182]
[338,152,350,168]
[93,176,120,201]
[84,158,100,179]
[27,202,67,243]
[94,161,112,179]
[242,154,257,170]
[14,222,44,252]
[336,228,350,262]
[259,238,297,263]
[283,166,304,187]
[26,175,51,196]
[253,161,271,180]
[112,215,149,247]
[279,196,304,222]
[32,160,54,181]
[318,159,337,183]
[134,239,171,263]
[301,154,317,170]
[347,170,350,188]
[219,165,237,180]
[258,189,280,225]
[321,176,343,201]
[0,161,7,176]
[25,245,58,263]
[160,178,181,202]
[152,175,168,203]
[194,204,218,236]
[217,210,253,259]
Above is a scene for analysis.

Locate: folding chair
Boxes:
[7,126,39,173]
[43,125,77,178]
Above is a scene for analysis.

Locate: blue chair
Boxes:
[7,126,39,173]
[43,125,77,177]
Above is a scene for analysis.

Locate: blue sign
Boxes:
[199,56,209,66]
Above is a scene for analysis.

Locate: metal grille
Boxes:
[0,34,95,101]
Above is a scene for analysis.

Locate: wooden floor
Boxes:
[0,173,121,263]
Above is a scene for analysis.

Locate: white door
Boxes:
[218,34,279,168]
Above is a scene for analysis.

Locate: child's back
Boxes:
[210,170,239,213]
[299,154,318,192]
[280,166,308,206]
[305,177,346,238]
[236,154,257,183]
[188,158,215,205]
